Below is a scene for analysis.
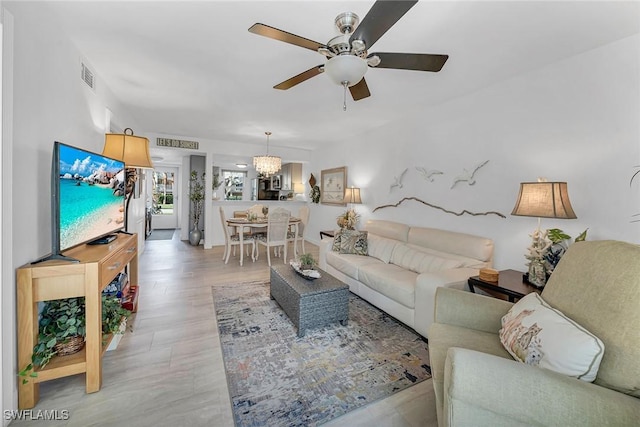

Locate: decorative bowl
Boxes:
[289,260,321,280]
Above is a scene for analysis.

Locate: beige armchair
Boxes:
[428,240,640,426]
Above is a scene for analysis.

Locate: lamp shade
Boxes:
[293,182,305,194]
[103,128,154,169]
[511,182,577,219]
[343,187,362,204]
[324,55,368,87]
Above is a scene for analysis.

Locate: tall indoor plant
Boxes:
[212,172,222,200]
[189,170,205,245]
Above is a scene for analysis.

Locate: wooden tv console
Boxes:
[16,233,138,409]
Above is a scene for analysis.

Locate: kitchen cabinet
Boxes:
[280,164,291,191]
[280,163,302,192]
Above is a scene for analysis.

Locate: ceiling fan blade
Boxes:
[370,52,449,72]
[350,0,417,50]
[274,65,324,90]
[249,23,326,52]
[349,78,371,101]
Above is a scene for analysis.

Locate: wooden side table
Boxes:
[16,233,138,409]
[468,269,541,302]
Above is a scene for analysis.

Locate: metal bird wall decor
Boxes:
[451,160,489,189]
[390,168,408,192]
[415,166,443,182]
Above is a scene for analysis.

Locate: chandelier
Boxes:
[253,131,281,177]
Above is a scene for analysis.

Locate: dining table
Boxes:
[226,216,301,266]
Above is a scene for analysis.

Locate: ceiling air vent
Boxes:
[81,62,95,90]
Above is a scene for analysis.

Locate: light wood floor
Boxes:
[11,232,437,427]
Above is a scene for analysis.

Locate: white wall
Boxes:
[306,34,640,270]
[1,6,12,425]
[1,1,141,416]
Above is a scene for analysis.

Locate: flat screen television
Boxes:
[35,141,126,263]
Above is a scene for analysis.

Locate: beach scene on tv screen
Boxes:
[59,144,126,250]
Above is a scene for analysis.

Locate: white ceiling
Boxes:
[43,1,640,165]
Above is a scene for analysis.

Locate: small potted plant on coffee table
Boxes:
[299,253,317,271]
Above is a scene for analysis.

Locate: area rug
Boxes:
[212,280,431,427]
[146,229,175,240]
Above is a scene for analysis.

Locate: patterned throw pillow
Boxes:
[333,230,368,255]
[331,230,342,252]
[499,293,605,382]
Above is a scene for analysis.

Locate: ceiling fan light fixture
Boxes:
[334,12,359,34]
[351,39,366,55]
[318,47,335,58]
[324,55,368,87]
[367,55,381,67]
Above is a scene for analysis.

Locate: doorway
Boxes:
[151,167,178,230]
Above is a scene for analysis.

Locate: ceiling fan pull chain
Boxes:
[342,81,348,111]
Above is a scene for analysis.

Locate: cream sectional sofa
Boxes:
[319,220,494,338]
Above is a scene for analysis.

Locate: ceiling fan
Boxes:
[248,0,448,109]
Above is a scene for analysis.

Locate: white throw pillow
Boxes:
[499,293,605,382]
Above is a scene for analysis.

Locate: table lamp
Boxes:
[343,187,362,209]
[511,179,577,287]
[103,128,154,232]
[337,187,362,230]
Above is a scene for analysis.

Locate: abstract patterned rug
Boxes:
[212,280,431,427]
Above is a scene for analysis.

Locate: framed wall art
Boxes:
[321,166,347,206]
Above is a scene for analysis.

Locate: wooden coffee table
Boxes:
[468,269,541,302]
[270,264,349,337]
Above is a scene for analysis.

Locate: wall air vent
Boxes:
[81,62,95,90]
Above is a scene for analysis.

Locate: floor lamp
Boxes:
[102,128,154,233]
[511,180,577,288]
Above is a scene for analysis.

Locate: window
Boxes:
[222,170,247,200]
[152,171,174,215]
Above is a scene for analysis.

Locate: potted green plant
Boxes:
[102,295,132,336]
[18,297,86,383]
[544,228,588,273]
[37,297,86,363]
[19,296,132,384]
[189,170,205,245]
[212,173,221,200]
[298,253,317,270]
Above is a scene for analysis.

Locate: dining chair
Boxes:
[233,210,253,238]
[288,205,309,257]
[255,207,291,266]
[219,207,255,264]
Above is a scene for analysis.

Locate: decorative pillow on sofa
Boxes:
[333,230,368,255]
[331,230,342,252]
[499,293,605,382]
